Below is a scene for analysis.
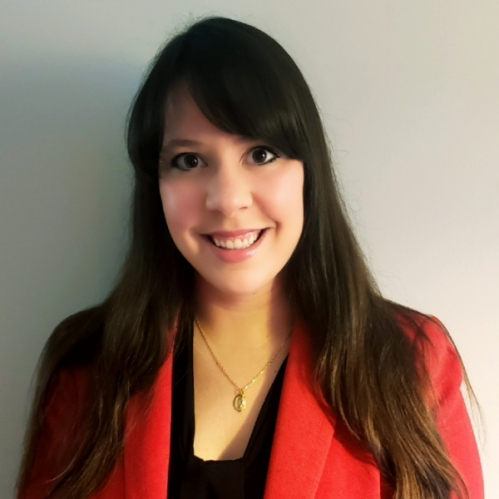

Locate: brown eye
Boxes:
[250,147,279,165]
[171,153,202,171]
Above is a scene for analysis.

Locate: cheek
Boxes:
[264,163,304,225]
[159,181,200,234]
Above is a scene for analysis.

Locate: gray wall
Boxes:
[1,1,498,497]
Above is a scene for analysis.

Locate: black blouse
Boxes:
[168,328,287,499]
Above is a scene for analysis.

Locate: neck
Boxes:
[194,277,293,350]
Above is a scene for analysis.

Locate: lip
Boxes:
[203,228,268,264]
[205,229,263,238]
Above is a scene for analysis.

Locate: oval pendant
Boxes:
[233,392,247,412]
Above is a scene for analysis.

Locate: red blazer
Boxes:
[24,317,483,499]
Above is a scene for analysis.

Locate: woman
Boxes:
[17,16,482,499]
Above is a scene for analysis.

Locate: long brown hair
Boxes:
[18,17,468,499]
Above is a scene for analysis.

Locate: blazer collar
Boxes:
[124,352,173,499]
[264,321,336,498]
[123,321,335,499]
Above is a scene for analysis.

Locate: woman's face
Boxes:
[159,88,304,298]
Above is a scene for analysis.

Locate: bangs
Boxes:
[129,18,317,177]
[173,20,308,161]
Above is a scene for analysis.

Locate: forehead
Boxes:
[163,88,225,154]
[164,86,213,136]
[162,86,256,153]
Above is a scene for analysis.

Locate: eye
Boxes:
[249,146,280,165]
[171,153,204,171]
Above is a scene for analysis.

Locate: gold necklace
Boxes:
[194,318,291,412]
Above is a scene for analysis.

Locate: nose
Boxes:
[205,164,252,217]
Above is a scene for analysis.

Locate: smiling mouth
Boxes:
[207,229,266,250]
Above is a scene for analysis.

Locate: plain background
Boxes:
[1,1,497,497]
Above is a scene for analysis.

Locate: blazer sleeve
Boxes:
[20,368,87,499]
[423,317,484,499]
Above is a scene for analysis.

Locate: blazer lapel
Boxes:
[120,322,334,499]
[124,353,173,499]
[264,322,335,499]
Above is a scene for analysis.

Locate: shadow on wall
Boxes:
[0,57,141,498]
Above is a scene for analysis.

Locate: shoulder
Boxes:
[397,311,484,497]
[45,366,91,417]
[38,366,93,460]
[386,307,470,424]
[40,305,105,419]
[24,366,93,497]
[396,310,458,368]
[397,311,464,401]
[396,308,450,346]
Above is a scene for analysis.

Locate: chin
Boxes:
[197,272,278,299]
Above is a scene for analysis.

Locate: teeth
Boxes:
[211,231,261,250]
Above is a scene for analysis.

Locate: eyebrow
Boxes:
[161,139,203,154]
[161,136,260,155]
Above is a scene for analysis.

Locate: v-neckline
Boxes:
[186,328,288,463]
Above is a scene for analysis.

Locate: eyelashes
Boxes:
[169,146,281,172]
[248,146,280,165]
[171,152,201,171]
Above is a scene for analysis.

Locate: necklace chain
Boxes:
[194,318,291,411]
